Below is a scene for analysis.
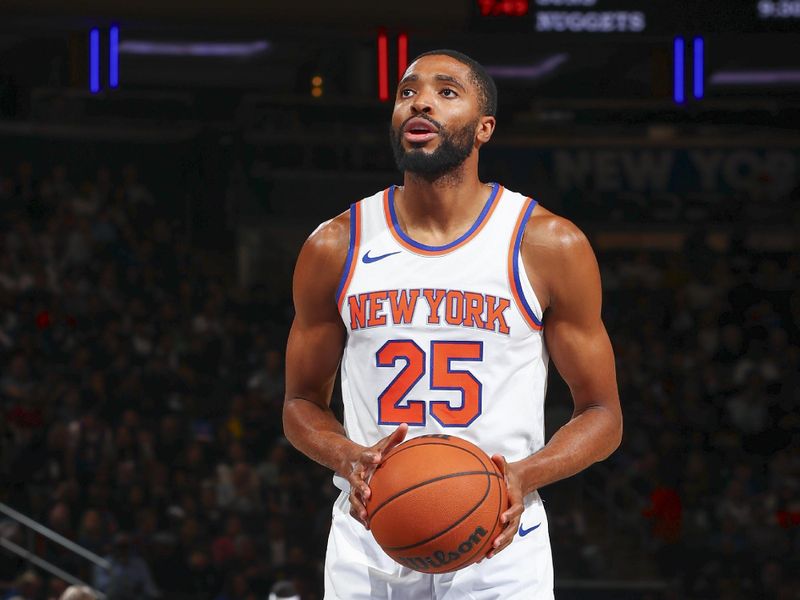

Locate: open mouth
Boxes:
[403,117,439,143]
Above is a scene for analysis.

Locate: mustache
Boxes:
[400,114,443,131]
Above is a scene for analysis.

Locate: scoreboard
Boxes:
[473,0,800,34]
[466,0,800,104]
[757,0,800,18]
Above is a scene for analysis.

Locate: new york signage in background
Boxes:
[483,145,800,222]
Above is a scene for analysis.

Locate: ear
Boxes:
[475,116,496,146]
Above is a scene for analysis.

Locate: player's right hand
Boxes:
[347,423,408,529]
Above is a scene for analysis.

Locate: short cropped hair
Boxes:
[411,49,498,117]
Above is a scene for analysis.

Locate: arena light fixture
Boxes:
[693,37,704,99]
[90,28,100,93]
[378,29,389,101]
[484,54,568,80]
[118,40,271,57]
[673,36,685,104]
[709,69,800,85]
[398,33,408,81]
[109,25,119,88]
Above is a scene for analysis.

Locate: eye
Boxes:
[441,88,458,98]
[400,88,414,98]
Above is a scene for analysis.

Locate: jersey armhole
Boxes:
[507,198,544,331]
[335,202,362,312]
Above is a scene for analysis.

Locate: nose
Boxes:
[410,89,434,114]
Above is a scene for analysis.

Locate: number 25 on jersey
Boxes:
[376,340,483,427]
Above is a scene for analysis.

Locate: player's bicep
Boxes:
[284,214,350,408]
[543,231,619,416]
[546,315,617,415]
[285,318,344,406]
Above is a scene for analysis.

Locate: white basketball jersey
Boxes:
[334,183,548,492]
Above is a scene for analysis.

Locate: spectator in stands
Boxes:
[247,349,284,403]
[92,533,159,600]
[46,577,68,600]
[2,571,41,600]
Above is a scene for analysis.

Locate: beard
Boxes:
[390,116,478,178]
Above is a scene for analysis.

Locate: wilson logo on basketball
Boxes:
[395,526,488,571]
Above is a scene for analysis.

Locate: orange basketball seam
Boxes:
[380,471,495,552]
[368,470,501,522]
[426,460,506,572]
[451,466,506,570]
[369,440,493,523]
[381,440,494,468]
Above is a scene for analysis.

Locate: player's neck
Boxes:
[396,167,489,240]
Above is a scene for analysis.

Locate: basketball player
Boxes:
[283,50,622,599]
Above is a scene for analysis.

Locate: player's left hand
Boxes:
[485,454,524,559]
[347,423,408,528]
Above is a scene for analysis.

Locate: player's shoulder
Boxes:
[299,208,353,269]
[301,187,385,259]
[294,209,353,303]
[516,202,599,309]
[523,203,592,257]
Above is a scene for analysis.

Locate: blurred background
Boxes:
[0,1,798,599]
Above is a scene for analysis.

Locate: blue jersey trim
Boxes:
[512,199,543,328]
[388,182,500,252]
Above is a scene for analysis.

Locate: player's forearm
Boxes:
[283,397,363,477]
[512,403,622,496]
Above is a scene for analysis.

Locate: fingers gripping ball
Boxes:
[365,434,509,573]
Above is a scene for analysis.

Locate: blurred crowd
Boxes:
[1,161,324,600]
[595,242,799,599]
[0,160,797,600]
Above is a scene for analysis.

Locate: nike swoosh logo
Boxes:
[518,522,541,536]
[362,250,401,264]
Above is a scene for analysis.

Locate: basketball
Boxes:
[365,434,509,574]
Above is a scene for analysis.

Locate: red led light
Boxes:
[398,33,408,81]
[477,0,528,17]
[378,29,389,101]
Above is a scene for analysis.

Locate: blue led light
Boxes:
[673,37,685,104]
[90,28,100,93]
[110,26,119,89]
[693,37,704,99]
